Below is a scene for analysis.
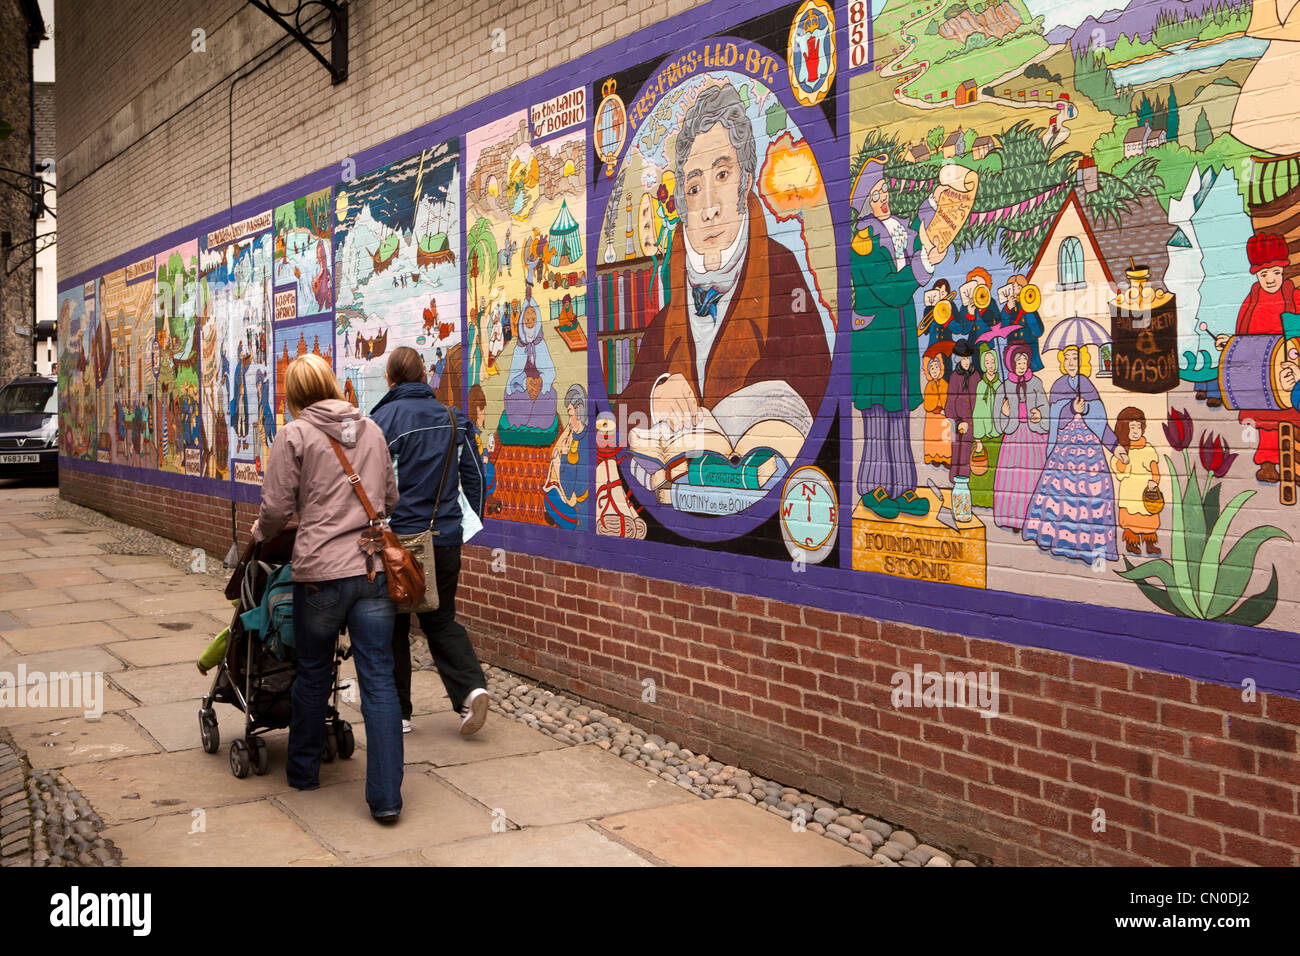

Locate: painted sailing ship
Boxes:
[417,198,457,268]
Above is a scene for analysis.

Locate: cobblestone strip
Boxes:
[0,739,33,866]
[477,668,979,867]
[0,732,121,867]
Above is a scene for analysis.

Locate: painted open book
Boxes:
[623,380,812,514]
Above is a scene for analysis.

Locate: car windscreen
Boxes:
[0,382,56,416]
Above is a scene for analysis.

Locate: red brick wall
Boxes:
[60,468,1300,866]
[456,545,1300,867]
[60,467,259,556]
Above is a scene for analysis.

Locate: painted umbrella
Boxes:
[1041,315,1111,397]
[1041,315,1110,353]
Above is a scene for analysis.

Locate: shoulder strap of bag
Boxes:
[430,408,458,534]
[327,436,381,524]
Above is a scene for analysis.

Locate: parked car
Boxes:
[0,375,58,478]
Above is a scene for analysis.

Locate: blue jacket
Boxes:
[369,382,484,542]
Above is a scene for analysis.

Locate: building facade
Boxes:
[57,0,1300,865]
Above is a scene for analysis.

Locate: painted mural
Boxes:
[56,0,1300,680]
[154,240,202,476]
[333,139,462,414]
[199,211,274,483]
[56,283,95,461]
[96,262,157,470]
[466,111,589,529]
[849,0,1295,626]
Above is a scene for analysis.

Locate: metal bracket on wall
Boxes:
[247,0,348,85]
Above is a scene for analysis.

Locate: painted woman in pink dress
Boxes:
[991,342,1048,532]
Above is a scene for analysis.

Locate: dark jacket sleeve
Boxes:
[455,407,485,521]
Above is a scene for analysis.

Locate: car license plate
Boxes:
[0,454,40,464]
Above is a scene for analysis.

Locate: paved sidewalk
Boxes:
[0,483,866,866]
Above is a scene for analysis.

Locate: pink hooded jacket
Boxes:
[255,399,399,582]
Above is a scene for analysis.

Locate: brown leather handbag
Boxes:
[326,437,426,612]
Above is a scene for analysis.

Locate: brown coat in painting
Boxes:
[621,194,830,420]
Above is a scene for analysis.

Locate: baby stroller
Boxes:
[198,528,356,778]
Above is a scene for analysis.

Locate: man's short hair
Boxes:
[674,84,757,218]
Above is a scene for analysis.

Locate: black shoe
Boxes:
[373,810,400,825]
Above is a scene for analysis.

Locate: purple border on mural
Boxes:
[55,0,1300,700]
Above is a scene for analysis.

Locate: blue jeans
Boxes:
[289,573,403,816]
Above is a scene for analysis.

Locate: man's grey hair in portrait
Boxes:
[673,84,758,220]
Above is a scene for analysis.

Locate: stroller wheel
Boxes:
[199,710,220,755]
[249,737,270,776]
[229,739,251,778]
[322,730,337,763]
[335,720,355,760]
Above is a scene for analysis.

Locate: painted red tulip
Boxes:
[1163,407,1193,451]
[1198,432,1237,478]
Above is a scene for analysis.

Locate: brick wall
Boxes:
[454,545,1300,866]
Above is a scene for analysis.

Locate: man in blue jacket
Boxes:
[370,347,489,737]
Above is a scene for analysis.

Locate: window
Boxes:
[1058,236,1086,288]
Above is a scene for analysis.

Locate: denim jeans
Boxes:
[289,573,403,816]
[392,544,486,716]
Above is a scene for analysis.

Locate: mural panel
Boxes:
[154,240,202,476]
[588,10,841,559]
[466,112,590,529]
[848,0,1295,628]
[334,139,462,413]
[199,211,274,482]
[56,283,95,461]
[97,261,157,469]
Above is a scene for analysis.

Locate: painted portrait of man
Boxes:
[620,83,831,430]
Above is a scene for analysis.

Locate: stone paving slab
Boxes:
[21,567,107,588]
[104,614,216,641]
[0,685,135,727]
[0,645,125,680]
[61,745,364,826]
[596,796,870,867]
[94,562,188,582]
[11,713,159,769]
[125,699,252,753]
[113,590,234,617]
[419,822,654,867]
[0,636,14,658]
[1,621,128,655]
[59,582,152,603]
[108,662,212,705]
[0,587,68,613]
[106,635,211,668]
[9,599,136,629]
[0,556,102,575]
[435,745,697,828]
[400,711,565,767]
[104,800,339,866]
[275,770,494,863]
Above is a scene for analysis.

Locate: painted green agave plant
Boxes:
[1118,411,1290,625]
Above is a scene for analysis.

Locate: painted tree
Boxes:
[926,126,947,153]
[1166,85,1180,142]
[1137,93,1154,130]
[1194,108,1213,152]
[465,217,498,320]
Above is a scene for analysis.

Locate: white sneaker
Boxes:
[459,688,489,737]
[402,719,412,734]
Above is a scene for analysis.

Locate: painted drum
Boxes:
[1219,334,1289,412]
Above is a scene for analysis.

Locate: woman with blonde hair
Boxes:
[1021,345,1126,564]
[252,352,405,823]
